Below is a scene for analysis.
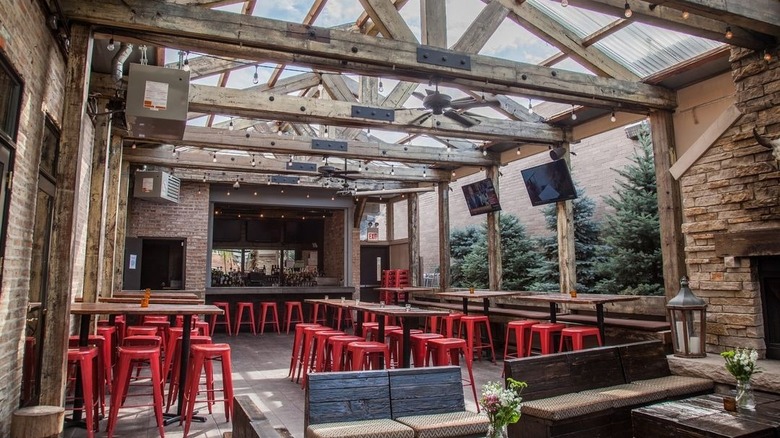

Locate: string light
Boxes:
[482,149,488,156]
[571,105,577,121]
[764,50,772,62]
[623,2,632,18]
[250,155,256,167]
[610,111,617,123]
[131,142,137,149]
[107,37,116,51]
[378,80,384,92]
[212,153,217,163]
[528,98,534,114]
[202,173,207,183]
[725,26,733,39]
[253,65,259,84]
[423,166,428,178]
[446,144,451,153]
[182,52,190,71]
[516,147,521,155]
[561,0,568,6]
[171,147,177,157]
[390,165,395,176]
[317,74,324,93]
[681,10,689,19]
[229,118,234,131]
[451,170,456,177]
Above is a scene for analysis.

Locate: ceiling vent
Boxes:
[125,63,190,141]
[133,170,180,204]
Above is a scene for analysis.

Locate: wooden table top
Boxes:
[520,293,642,305]
[304,298,358,308]
[70,302,224,316]
[114,291,200,299]
[353,303,449,318]
[436,290,528,299]
[97,297,205,305]
[376,287,436,293]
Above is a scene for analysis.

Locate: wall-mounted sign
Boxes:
[367,227,379,241]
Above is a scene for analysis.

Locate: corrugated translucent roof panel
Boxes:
[528,0,724,78]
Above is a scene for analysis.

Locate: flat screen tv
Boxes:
[521,159,578,206]
[461,178,502,216]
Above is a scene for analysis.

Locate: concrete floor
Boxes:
[63,329,504,438]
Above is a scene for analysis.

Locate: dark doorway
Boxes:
[759,257,780,359]
[360,245,389,302]
[140,239,185,290]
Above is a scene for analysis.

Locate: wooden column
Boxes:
[39,24,93,406]
[359,76,379,105]
[407,192,420,286]
[486,166,502,291]
[82,102,112,302]
[421,0,447,47]
[101,135,123,295]
[557,144,576,293]
[112,161,131,294]
[649,111,687,299]
[438,182,451,291]
[386,200,394,241]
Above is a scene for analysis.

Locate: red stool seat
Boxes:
[288,323,322,380]
[327,335,364,371]
[559,326,603,351]
[347,341,391,370]
[107,344,165,438]
[425,338,479,412]
[527,323,566,356]
[458,315,495,362]
[365,325,401,342]
[440,313,462,337]
[285,301,305,334]
[410,333,443,367]
[504,320,538,360]
[296,326,332,383]
[387,328,422,367]
[258,302,281,334]
[182,343,234,437]
[68,335,108,416]
[67,347,100,438]
[234,301,257,335]
[310,330,346,378]
[210,302,232,336]
[126,326,158,337]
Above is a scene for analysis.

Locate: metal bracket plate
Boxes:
[351,106,395,122]
[417,47,471,70]
[271,175,300,185]
[286,23,331,43]
[286,162,317,172]
[311,139,348,152]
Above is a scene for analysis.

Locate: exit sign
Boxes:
[367,227,379,241]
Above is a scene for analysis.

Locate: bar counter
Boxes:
[206,286,354,296]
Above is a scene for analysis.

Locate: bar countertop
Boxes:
[206,286,355,296]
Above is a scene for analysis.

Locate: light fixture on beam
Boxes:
[725,26,733,39]
[623,1,632,18]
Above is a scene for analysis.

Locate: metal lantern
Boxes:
[667,277,707,358]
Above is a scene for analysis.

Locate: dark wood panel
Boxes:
[567,348,625,393]
[305,370,391,429]
[389,366,466,417]
[714,230,780,257]
[617,340,671,382]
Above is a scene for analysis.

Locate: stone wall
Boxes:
[126,181,210,290]
[0,2,68,433]
[680,46,780,355]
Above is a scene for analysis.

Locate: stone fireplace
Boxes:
[679,45,780,358]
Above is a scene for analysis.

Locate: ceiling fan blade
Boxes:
[336,170,361,175]
[449,96,499,111]
[443,110,480,127]
[411,91,426,100]
[408,112,433,126]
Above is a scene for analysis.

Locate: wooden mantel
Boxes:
[714,229,780,257]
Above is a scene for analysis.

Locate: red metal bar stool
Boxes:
[326,335,363,371]
[21,337,36,405]
[96,325,117,372]
[234,301,257,335]
[296,326,332,383]
[308,330,346,382]
[143,315,169,323]
[361,322,378,340]
[126,326,159,337]
[210,301,232,336]
[66,347,100,438]
[165,334,212,412]
[410,333,443,367]
[195,320,210,336]
[334,306,353,331]
[458,315,496,362]
[347,341,391,370]
[162,327,200,379]
[68,335,108,416]
[107,341,165,438]
[182,343,234,438]
[387,328,423,367]
[143,320,171,353]
[362,310,376,323]
[258,302,281,334]
[284,301,305,334]
[504,320,539,360]
[309,302,327,325]
[364,324,401,342]
[559,326,603,352]
[439,313,462,337]
[527,322,566,356]
[288,323,322,379]
[425,337,479,412]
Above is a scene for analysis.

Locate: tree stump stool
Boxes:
[11,405,65,438]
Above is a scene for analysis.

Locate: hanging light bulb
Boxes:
[623,2,632,18]
[212,153,217,163]
[251,155,256,167]
[202,174,207,183]
[516,147,521,155]
[253,65,259,85]
[482,149,488,156]
[725,26,733,39]
[131,142,137,149]
[357,163,363,172]
[528,99,534,114]
[107,37,116,51]
[571,105,577,120]
[451,170,456,177]
[229,118,234,131]
[171,147,177,157]
[681,10,689,19]
[446,144,451,153]
[390,165,395,176]
[233,178,240,189]
[610,111,617,123]
[378,80,384,92]
[764,50,773,62]
[561,0,568,7]
[423,166,428,178]
[317,74,324,93]
[182,52,190,71]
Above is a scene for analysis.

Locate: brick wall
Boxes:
[0,1,68,432]
[127,182,210,290]
[680,46,780,355]
[417,128,638,274]
[323,209,345,279]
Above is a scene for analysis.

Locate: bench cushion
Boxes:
[581,383,668,408]
[631,375,714,397]
[306,419,415,438]
[520,392,614,421]
[395,411,489,438]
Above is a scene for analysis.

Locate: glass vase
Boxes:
[487,423,508,438]
[735,379,755,410]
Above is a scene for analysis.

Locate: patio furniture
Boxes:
[107,343,166,438]
[234,301,257,335]
[66,347,100,438]
[558,326,602,352]
[527,323,565,356]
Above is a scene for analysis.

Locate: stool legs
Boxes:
[234,302,257,335]
[285,302,304,334]
[259,303,281,334]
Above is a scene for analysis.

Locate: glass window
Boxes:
[0,56,22,142]
[39,118,59,180]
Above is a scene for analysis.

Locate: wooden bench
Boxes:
[232,395,285,438]
[504,340,714,438]
[556,314,670,332]
[305,366,488,438]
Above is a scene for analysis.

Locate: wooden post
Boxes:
[421,0,447,47]
[407,192,420,286]
[101,134,123,296]
[39,23,93,407]
[11,406,64,438]
[649,111,687,300]
[83,101,112,303]
[112,160,131,294]
[486,166,502,291]
[359,76,379,106]
[386,200,394,241]
[438,181,451,292]
[557,144,576,293]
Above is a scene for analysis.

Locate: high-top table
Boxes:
[113,291,200,300]
[69,302,223,426]
[519,293,641,342]
[375,287,435,305]
[436,290,529,315]
[96,296,205,305]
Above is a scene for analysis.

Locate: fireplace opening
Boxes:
[759,256,780,360]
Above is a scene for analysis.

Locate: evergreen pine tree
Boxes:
[594,124,664,295]
[450,226,482,287]
[527,188,605,292]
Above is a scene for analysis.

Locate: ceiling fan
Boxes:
[409,82,495,127]
[316,158,360,181]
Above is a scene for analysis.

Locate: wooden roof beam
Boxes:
[657,0,780,38]
[421,0,447,47]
